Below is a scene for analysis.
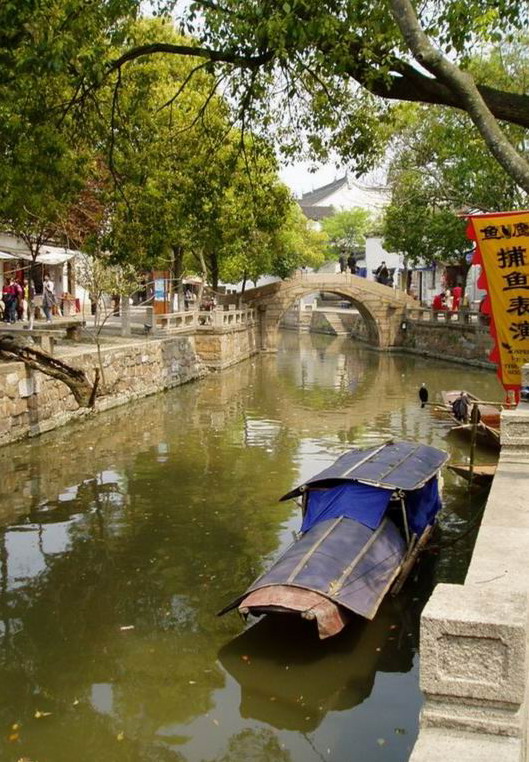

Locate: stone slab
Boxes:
[409,728,522,762]
[420,584,527,705]
[479,461,529,529]
[465,526,529,594]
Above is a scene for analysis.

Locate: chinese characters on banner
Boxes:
[467,211,529,397]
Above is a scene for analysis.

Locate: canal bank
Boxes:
[0,319,259,447]
[281,307,495,368]
[410,366,529,762]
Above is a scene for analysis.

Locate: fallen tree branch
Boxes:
[0,335,98,408]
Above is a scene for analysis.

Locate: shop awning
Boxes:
[0,234,81,265]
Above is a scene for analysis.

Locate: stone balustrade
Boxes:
[405,306,486,325]
[409,364,529,762]
[152,306,256,334]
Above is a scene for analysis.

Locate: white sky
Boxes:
[279,161,346,198]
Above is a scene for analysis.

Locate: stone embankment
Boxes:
[283,305,495,367]
[410,364,529,762]
[0,318,259,447]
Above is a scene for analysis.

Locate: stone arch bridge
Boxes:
[242,272,416,350]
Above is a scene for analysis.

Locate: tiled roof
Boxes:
[301,176,348,205]
[299,204,334,221]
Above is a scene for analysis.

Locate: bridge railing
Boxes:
[404,306,489,326]
[150,306,256,334]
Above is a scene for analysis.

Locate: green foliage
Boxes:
[321,209,373,257]
[382,45,529,266]
[383,172,469,266]
[183,0,529,179]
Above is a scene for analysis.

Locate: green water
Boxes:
[0,332,502,762]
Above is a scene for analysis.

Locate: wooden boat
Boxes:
[448,463,496,485]
[218,440,449,639]
[441,390,501,428]
[440,390,501,450]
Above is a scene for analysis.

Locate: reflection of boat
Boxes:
[218,441,448,638]
[448,463,496,485]
[440,390,501,449]
[218,600,415,732]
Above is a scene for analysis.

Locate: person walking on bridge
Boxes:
[338,252,347,273]
[347,253,356,274]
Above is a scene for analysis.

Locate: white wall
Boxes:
[365,237,403,281]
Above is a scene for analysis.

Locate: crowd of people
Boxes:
[431,286,464,312]
[1,274,57,324]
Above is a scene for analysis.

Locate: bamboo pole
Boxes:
[468,402,480,488]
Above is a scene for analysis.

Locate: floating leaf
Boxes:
[377,738,386,746]
[9,732,19,742]
[188,680,196,685]
[117,731,125,741]
[212,719,219,727]
[120,625,134,631]
[34,710,52,719]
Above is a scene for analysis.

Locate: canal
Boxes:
[0,332,503,762]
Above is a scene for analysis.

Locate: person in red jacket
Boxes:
[452,285,462,311]
[432,292,446,311]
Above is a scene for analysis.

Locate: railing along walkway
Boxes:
[405,306,489,326]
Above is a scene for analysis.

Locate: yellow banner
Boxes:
[469,211,529,390]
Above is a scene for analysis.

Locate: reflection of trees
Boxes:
[205,728,292,762]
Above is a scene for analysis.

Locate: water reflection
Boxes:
[0,332,502,762]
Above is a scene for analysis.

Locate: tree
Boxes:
[382,172,470,268]
[102,19,324,292]
[321,209,373,258]
[107,1,529,191]
[382,46,529,269]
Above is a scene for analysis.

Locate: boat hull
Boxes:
[219,516,406,638]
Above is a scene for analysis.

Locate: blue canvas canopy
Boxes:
[301,482,393,533]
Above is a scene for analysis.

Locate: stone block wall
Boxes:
[0,336,207,447]
[400,320,494,367]
[194,323,259,370]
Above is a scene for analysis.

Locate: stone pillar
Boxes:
[120,296,131,337]
[410,585,528,761]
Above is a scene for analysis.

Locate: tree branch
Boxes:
[109,42,273,75]
[390,0,529,193]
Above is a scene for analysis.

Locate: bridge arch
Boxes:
[277,288,381,346]
[242,272,416,351]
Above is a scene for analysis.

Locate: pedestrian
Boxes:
[13,278,24,320]
[444,288,453,311]
[374,261,389,285]
[42,274,56,323]
[2,277,17,323]
[347,253,356,274]
[338,252,347,273]
[432,291,446,311]
[452,285,462,311]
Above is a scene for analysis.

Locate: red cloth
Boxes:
[432,294,445,310]
[452,286,462,310]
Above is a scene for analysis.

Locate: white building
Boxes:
[299,174,390,227]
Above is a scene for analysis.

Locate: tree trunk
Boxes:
[0,336,98,408]
[390,0,529,194]
[209,252,219,290]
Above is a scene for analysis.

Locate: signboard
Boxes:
[151,269,170,315]
[467,210,529,398]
